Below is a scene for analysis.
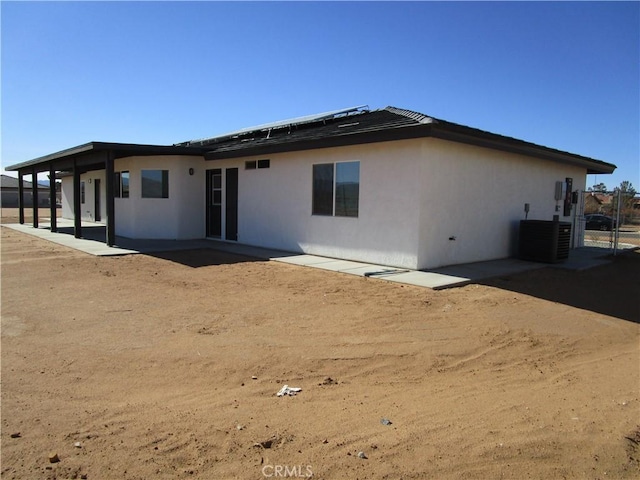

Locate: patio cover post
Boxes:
[17,170,25,224]
[49,163,57,232]
[105,150,115,246]
[73,160,82,239]
[31,166,38,228]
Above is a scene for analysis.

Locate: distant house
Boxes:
[0,174,51,208]
[584,192,612,214]
[6,105,616,269]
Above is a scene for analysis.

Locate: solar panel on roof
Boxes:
[179,105,369,146]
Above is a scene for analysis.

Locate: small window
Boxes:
[335,162,359,217]
[80,181,85,204]
[114,171,130,198]
[121,171,130,198]
[257,159,270,169]
[312,164,334,216]
[245,161,257,170]
[141,170,169,198]
[312,161,359,217]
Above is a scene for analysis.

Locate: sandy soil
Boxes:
[1,221,639,480]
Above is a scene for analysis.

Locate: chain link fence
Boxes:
[580,190,640,253]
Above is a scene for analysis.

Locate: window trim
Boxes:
[114,171,130,198]
[312,161,360,218]
[334,161,360,218]
[121,171,130,198]
[141,169,169,199]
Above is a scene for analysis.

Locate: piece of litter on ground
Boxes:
[254,439,274,449]
[252,376,258,380]
[380,418,392,426]
[357,451,368,459]
[276,385,302,397]
[74,442,82,448]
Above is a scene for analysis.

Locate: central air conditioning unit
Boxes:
[518,220,571,263]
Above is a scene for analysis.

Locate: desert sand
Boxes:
[1,212,639,479]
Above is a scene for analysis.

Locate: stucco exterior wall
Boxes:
[211,140,427,269]
[57,141,589,270]
[214,137,587,270]
[61,177,72,219]
[113,156,205,239]
[416,138,587,269]
[61,172,106,222]
[61,156,206,239]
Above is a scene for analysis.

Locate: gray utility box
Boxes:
[519,220,571,263]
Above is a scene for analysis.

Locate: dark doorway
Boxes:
[206,169,222,237]
[225,168,238,241]
[94,179,101,222]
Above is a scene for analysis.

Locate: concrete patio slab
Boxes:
[337,265,407,277]
[4,223,140,256]
[274,255,341,266]
[383,270,472,289]
[308,259,370,272]
[3,221,620,290]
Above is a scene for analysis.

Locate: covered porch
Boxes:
[6,142,207,246]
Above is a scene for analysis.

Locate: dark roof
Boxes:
[0,174,48,189]
[5,142,209,172]
[196,106,616,175]
[6,106,617,175]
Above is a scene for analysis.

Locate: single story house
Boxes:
[584,192,613,215]
[6,105,616,269]
[1,174,52,208]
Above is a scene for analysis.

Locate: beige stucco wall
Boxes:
[59,139,590,269]
[113,155,206,239]
[62,156,206,239]
[416,138,587,268]
[61,172,106,223]
[214,137,588,269]
[211,139,426,269]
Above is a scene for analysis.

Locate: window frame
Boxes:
[312,161,360,218]
[121,171,130,198]
[114,171,130,198]
[312,163,334,216]
[334,161,360,218]
[141,169,169,199]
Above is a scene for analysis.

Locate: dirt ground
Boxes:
[1,212,639,479]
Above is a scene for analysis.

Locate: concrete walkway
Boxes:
[3,220,616,289]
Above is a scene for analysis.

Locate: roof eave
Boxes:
[6,142,97,171]
[6,142,208,172]
[429,123,616,175]
[205,122,616,175]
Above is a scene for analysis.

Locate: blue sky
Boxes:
[2,1,638,190]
